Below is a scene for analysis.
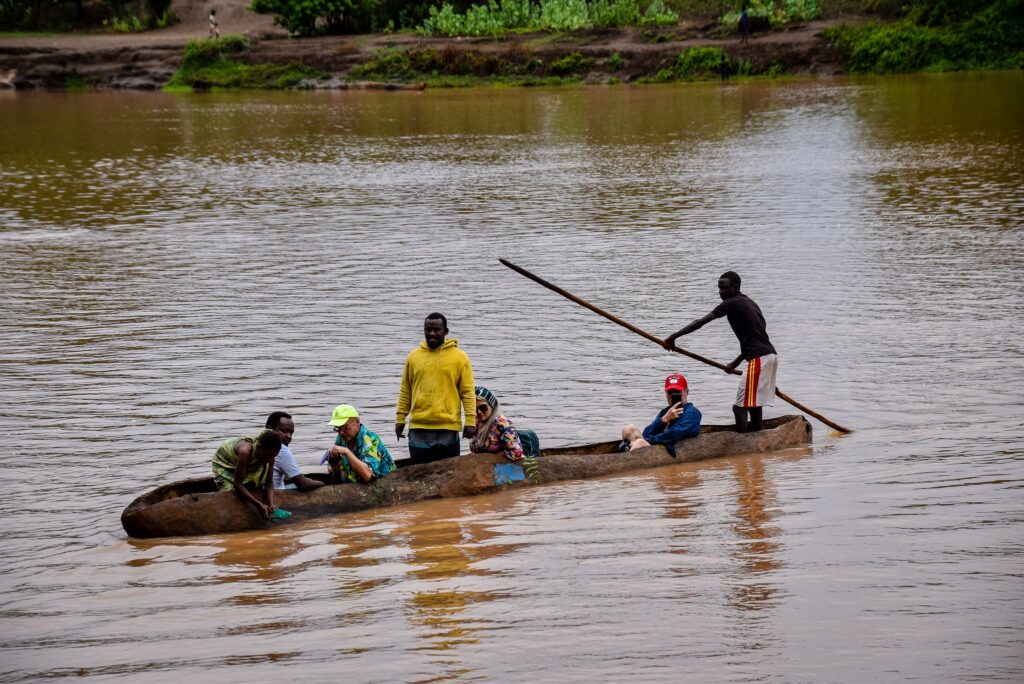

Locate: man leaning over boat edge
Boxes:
[211,430,281,520]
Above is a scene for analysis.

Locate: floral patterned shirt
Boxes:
[474,415,525,461]
[325,425,396,483]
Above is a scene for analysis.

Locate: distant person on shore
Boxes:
[266,411,324,491]
[621,374,702,454]
[211,430,280,519]
[321,404,396,483]
[665,271,777,433]
[208,8,219,39]
[739,9,750,44]
[395,313,477,464]
[469,386,540,461]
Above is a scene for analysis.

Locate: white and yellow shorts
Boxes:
[735,354,778,408]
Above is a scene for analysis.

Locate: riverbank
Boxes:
[0,19,845,89]
[2,0,1020,90]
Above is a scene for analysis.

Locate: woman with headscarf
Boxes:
[469,386,539,461]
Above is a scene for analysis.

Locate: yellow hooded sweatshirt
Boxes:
[396,338,476,431]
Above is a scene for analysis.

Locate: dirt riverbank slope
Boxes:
[0,0,848,89]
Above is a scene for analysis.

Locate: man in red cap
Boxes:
[621,373,702,455]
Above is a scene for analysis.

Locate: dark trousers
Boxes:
[408,429,460,464]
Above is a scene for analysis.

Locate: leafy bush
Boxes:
[650,45,728,80]
[169,36,322,89]
[673,45,727,75]
[539,0,589,30]
[825,0,1024,72]
[640,0,678,24]
[546,50,592,73]
[785,0,822,21]
[589,0,639,28]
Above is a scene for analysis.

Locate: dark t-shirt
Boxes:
[712,293,776,360]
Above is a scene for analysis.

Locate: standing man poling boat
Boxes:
[395,312,477,463]
[665,271,777,433]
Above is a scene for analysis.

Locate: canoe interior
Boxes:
[132,417,797,508]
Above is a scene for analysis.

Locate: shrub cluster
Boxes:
[650,45,728,80]
[168,36,324,89]
[826,0,1024,72]
[418,0,678,36]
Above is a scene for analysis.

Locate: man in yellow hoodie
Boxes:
[395,312,477,464]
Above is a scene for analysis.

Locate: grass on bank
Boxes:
[347,46,598,84]
[0,30,58,37]
[164,36,324,90]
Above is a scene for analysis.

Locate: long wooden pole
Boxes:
[500,258,852,434]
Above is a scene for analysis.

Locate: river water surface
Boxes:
[0,73,1022,682]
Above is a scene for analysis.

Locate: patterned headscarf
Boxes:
[472,385,500,451]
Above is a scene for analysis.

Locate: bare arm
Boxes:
[725,354,744,373]
[665,312,718,347]
[264,457,276,512]
[328,446,373,483]
[349,455,374,482]
[286,473,324,491]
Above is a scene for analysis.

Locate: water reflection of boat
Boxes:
[121,415,812,539]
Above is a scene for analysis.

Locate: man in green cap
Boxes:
[322,404,397,484]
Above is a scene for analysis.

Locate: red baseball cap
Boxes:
[664,374,688,391]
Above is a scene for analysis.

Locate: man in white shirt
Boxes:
[266,411,325,491]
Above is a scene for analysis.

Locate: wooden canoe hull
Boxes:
[121,415,811,538]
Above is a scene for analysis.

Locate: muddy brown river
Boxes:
[0,72,1022,681]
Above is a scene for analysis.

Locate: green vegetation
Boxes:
[547,51,593,74]
[649,45,728,80]
[418,0,678,36]
[826,0,1024,73]
[0,30,57,36]
[63,74,93,89]
[166,36,325,90]
[104,8,174,32]
[1,0,174,31]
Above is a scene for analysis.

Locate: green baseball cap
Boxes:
[328,404,360,426]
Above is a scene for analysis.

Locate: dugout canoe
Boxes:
[121,415,812,538]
